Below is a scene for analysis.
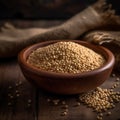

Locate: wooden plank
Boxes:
[38,73,120,120]
[0,58,36,120]
[38,91,96,120]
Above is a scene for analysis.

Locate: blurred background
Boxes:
[0,0,119,20]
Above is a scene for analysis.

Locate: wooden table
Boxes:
[0,20,120,120]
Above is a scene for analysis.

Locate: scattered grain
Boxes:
[8,86,12,89]
[76,102,81,106]
[15,83,19,86]
[99,113,103,117]
[28,99,32,103]
[47,98,51,102]
[61,105,69,110]
[8,93,11,97]
[61,111,67,116]
[107,111,111,116]
[15,90,19,93]
[46,75,120,119]
[79,87,120,113]
[18,81,22,85]
[116,77,120,81]
[52,99,60,105]
[16,94,20,97]
[8,102,12,106]
[10,95,14,99]
[112,74,116,77]
[97,116,103,120]
[64,109,68,112]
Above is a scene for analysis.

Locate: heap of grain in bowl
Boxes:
[27,41,106,73]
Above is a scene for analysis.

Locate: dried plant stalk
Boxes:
[83,30,120,71]
[0,0,120,57]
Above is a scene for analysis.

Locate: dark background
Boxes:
[0,0,119,19]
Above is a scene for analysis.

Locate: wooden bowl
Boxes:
[18,40,115,94]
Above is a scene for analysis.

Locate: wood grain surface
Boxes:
[0,20,120,120]
[0,58,36,120]
[0,58,120,120]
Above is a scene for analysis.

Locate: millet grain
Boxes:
[27,41,105,73]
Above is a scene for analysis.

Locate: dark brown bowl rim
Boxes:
[18,40,115,79]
